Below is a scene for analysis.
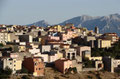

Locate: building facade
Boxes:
[23,57,44,76]
[0,57,22,74]
[55,58,72,74]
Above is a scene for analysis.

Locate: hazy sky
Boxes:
[0,0,120,25]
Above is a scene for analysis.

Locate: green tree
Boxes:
[92,40,120,58]
[83,58,94,68]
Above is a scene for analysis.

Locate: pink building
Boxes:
[47,36,60,41]
[55,58,72,74]
[60,44,70,49]
[47,40,62,45]
[10,53,19,58]
[61,31,73,41]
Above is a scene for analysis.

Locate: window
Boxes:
[72,56,75,60]
[67,55,70,59]
[67,53,70,59]
[68,53,70,56]
[72,53,75,55]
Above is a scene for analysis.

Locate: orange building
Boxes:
[23,57,44,76]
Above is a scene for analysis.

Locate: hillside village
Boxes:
[0,24,120,79]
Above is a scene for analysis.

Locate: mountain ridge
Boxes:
[27,20,50,27]
[27,13,120,35]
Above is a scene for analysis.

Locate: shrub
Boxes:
[4,66,12,75]
[83,58,94,68]
[0,43,3,47]
[22,75,30,79]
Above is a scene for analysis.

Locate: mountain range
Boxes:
[27,13,120,36]
[27,20,50,27]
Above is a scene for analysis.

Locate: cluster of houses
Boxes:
[0,24,119,76]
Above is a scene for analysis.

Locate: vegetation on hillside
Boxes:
[0,43,4,47]
[0,66,12,79]
[83,58,94,68]
[92,40,120,59]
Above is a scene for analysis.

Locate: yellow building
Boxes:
[38,37,42,42]
[57,51,63,59]
[53,25,62,32]
[101,40,111,48]
[89,57,102,61]
[6,25,14,32]
[15,59,22,71]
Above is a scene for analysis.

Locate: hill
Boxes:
[27,20,50,27]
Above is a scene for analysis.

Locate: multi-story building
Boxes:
[34,50,63,63]
[23,57,44,76]
[47,36,60,41]
[76,46,91,59]
[101,40,111,48]
[95,39,111,48]
[60,31,73,41]
[62,39,72,45]
[102,33,119,44]
[9,33,19,42]
[103,57,120,73]
[48,25,62,32]
[6,25,14,32]
[84,36,96,42]
[0,57,22,74]
[19,35,33,43]
[63,48,76,60]
[0,32,18,43]
[40,45,51,53]
[29,48,40,55]
[0,32,10,43]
